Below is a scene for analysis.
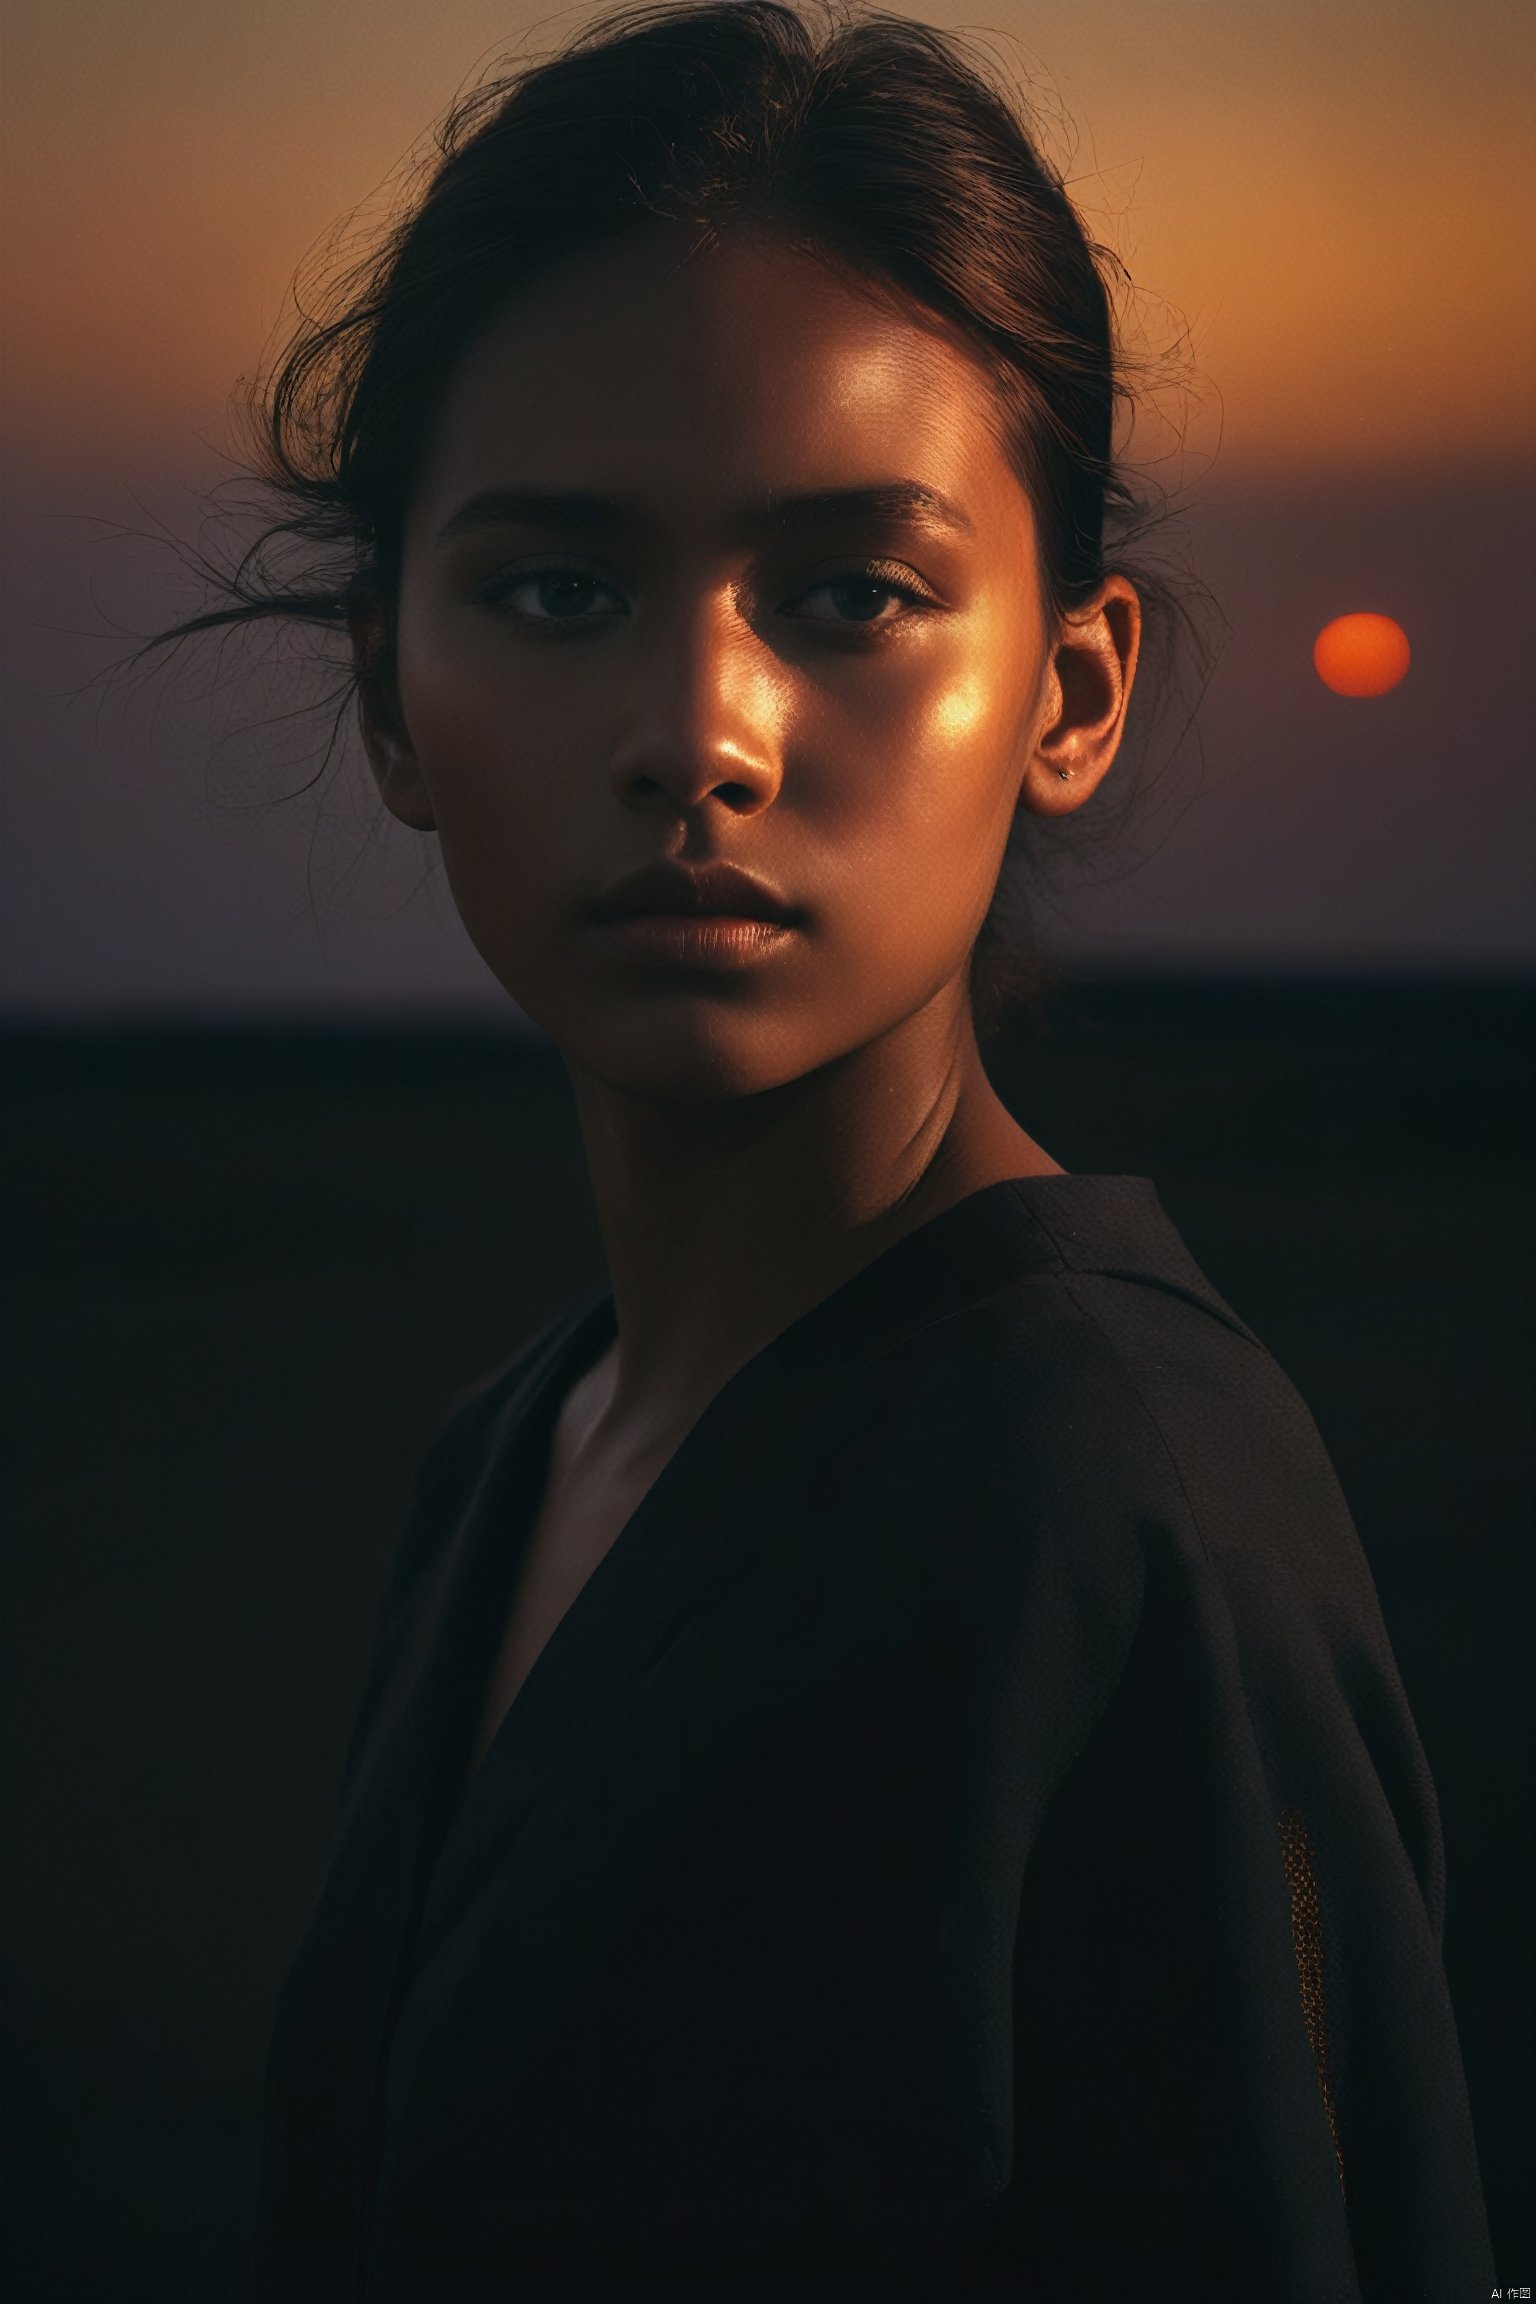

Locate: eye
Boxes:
[476,565,628,623]
[788,563,938,627]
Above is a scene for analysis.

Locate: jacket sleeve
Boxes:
[998,1322,1496,2304]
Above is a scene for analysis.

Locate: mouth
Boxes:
[584,858,801,927]
[581,856,804,969]
[584,910,799,970]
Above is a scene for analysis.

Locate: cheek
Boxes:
[389,620,609,1028]
[806,642,1030,962]
[395,614,574,922]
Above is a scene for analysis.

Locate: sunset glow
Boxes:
[2,1,1533,478]
[1313,614,1412,699]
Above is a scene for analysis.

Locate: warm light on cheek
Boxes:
[926,673,989,744]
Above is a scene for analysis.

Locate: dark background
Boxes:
[3,973,1531,2298]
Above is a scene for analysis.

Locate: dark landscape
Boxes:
[3,974,1531,2297]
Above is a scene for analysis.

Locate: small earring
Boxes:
[1056,767,1073,782]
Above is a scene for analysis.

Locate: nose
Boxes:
[606,588,785,820]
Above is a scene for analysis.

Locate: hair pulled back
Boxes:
[149,0,1204,1036]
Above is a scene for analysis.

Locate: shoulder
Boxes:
[857,1199,1376,1633]
[999,1256,1343,1535]
[894,1212,1433,1852]
[330,1297,599,1797]
[409,1325,561,1509]
[867,1247,1283,1528]
[378,1297,598,1625]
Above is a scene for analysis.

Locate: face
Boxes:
[360,223,1137,1098]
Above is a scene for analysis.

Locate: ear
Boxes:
[348,604,436,831]
[1016,575,1141,819]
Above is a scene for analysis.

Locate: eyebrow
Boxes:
[434,481,975,547]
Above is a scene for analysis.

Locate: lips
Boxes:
[584,859,799,924]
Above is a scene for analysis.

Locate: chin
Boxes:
[547,993,859,1104]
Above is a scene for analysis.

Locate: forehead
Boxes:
[406,223,1029,550]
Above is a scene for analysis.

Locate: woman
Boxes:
[153,5,1494,2295]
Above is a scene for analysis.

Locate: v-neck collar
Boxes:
[397,1171,1256,1972]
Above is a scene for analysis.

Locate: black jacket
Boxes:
[255,1174,1494,2300]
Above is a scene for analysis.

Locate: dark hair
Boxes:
[140,0,1211,1039]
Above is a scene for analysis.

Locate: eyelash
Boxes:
[474,559,939,633]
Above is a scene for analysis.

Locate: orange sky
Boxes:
[4,0,1533,482]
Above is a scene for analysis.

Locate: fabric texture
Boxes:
[253,1174,1494,2301]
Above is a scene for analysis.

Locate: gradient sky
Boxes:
[3,0,1534,1014]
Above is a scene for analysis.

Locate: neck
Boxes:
[562,981,1061,1464]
